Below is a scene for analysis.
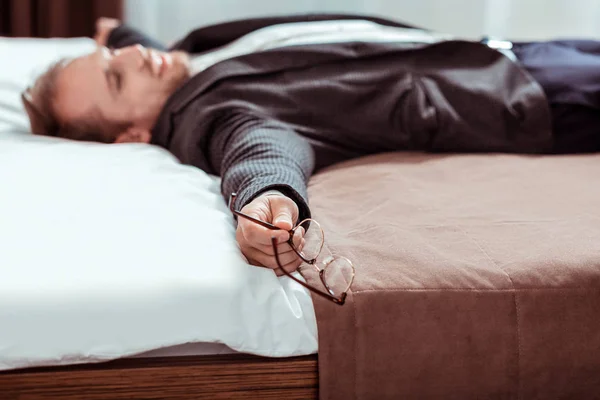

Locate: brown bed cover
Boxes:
[304,153,600,399]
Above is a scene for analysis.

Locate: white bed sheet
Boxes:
[0,37,317,371]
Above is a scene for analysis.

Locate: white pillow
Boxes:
[0,37,317,370]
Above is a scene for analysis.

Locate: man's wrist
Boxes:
[234,183,311,223]
[259,189,287,198]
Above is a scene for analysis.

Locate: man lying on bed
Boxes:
[22,14,600,275]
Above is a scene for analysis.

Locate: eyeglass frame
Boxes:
[228,193,354,305]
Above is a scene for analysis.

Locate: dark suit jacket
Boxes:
[108,14,552,221]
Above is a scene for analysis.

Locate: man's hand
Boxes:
[236,193,305,276]
[93,17,121,46]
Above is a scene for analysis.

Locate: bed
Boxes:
[0,36,318,399]
[2,35,600,400]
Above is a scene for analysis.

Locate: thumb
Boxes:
[270,197,296,232]
[273,206,293,231]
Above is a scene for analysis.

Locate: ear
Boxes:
[114,126,151,144]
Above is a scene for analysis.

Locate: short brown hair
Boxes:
[21,59,125,143]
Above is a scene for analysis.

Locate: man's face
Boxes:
[54,45,190,141]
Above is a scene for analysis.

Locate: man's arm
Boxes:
[208,110,315,273]
[209,111,315,223]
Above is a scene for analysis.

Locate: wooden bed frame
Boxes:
[0,353,319,399]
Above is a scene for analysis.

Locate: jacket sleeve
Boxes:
[207,110,315,223]
[106,24,168,51]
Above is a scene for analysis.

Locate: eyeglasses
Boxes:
[229,193,355,305]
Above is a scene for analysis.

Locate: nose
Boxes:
[109,44,149,69]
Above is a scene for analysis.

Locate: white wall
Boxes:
[125,0,600,45]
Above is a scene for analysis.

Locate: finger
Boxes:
[271,249,301,269]
[246,257,262,267]
[247,226,305,256]
[294,225,306,238]
[239,218,285,246]
[237,229,279,266]
[239,207,289,244]
[291,227,304,249]
[260,233,305,256]
[252,241,297,256]
[243,247,300,270]
[275,257,303,276]
[289,237,305,255]
[246,256,301,275]
[271,199,295,232]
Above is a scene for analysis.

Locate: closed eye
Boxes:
[104,69,122,95]
[112,70,122,92]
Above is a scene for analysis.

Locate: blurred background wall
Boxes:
[2,0,600,41]
[126,0,600,44]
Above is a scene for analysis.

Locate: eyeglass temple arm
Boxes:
[271,237,345,305]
